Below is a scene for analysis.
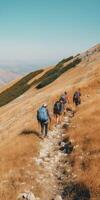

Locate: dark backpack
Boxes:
[60,95,67,104]
[53,101,62,114]
[73,92,81,103]
[73,92,80,100]
[37,107,48,122]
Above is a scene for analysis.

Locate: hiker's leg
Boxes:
[64,104,66,115]
[54,114,56,124]
[45,122,48,136]
[75,100,78,106]
[41,122,44,134]
[58,114,61,124]
[79,99,81,105]
[56,114,59,124]
[59,114,62,123]
[57,114,60,124]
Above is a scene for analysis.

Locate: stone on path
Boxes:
[17,191,37,200]
[55,195,62,200]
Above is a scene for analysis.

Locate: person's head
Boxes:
[42,103,47,108]
[60,99,63,104]
[64,91,67,95]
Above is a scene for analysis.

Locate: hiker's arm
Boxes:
[37,110,39,122]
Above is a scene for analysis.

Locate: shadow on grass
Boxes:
[19,129,43,139]
[62,181,91,200]
[0,69,43,107]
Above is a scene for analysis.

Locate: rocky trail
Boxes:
[34,115,73,200]
[18,110,90,200]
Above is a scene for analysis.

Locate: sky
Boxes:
[0,0,100,72]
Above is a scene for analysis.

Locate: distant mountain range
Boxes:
[0,66,36,85]
[0,69,20,84]
[0,43,100,85]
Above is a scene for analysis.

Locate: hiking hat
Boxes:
[43,103,47,107]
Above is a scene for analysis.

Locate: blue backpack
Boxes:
[37,107,48,122]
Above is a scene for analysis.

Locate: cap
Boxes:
[43,103,47,107]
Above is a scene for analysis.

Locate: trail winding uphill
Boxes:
[33,116,71,200]
[17,110,91,200]
[17,114,73,200]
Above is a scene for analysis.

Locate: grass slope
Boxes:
[0,69,43,107]
[36,57,81,89]
[0,56,81,107]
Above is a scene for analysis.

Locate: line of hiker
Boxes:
[37,89,81,137]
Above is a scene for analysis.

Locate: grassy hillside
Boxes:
[0,44,100,200]
[36,57,81,89]
[0,69,43,107]
[0,56,81,107]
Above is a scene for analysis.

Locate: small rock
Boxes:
[72,174,77,178]
[74,144,79,149]
[60,142,66,147]
[44,157,50,162]
[35,158,43,165]
[17,191,36,200]
[55,195,62,200]
[62,123,69,130]
[67,168,71,173]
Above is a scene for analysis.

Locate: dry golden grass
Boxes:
[0,46,100,199]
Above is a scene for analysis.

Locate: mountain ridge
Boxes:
[0,43,99,86]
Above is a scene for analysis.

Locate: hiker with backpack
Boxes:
[53,99,64,125]
[59,91,69,115]
[37,104,51,137]
[73,89,81,106]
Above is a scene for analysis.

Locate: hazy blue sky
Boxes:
[0,0,100,69]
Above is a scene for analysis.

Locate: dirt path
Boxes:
[30,108,91,200]
[0,110,91,200]
[33,114,74,200]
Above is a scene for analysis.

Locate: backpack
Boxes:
[37,107,48,122]
[60,95,67,104]
[73,92,80,100]
[73,92,81,104]
[53,101,62,114]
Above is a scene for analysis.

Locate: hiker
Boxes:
[73,89,81,106]
[37,104,51,137]
[53,99,64,125]
[60,91,69,115]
